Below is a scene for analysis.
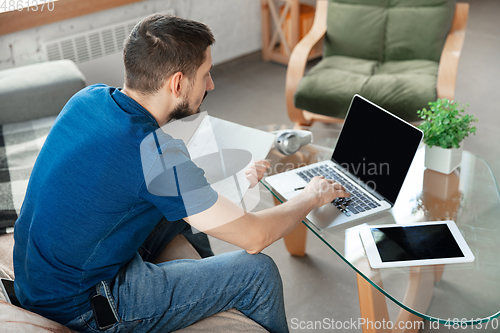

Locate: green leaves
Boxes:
[417,99,478,149]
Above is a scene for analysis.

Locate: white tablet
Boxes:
[359,221,475,269]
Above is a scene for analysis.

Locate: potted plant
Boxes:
[417,99,478,174]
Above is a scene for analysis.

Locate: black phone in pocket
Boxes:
[90,294,119,330]
[1,278,22,308]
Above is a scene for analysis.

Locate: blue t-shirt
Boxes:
[13,84,218,324]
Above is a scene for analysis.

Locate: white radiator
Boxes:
[43,10,174,87]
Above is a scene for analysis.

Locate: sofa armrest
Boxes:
[0,60,86,125]
[153,234,202,263]
[175,308,268,333]
[0,233,14,281]
[0,301,76,333]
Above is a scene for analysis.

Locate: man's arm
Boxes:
[185,176,349,254]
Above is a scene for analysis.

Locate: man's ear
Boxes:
[168,71,184,99]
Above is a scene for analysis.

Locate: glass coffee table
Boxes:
[260,125,500,332]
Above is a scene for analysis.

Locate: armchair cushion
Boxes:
[385,0,455,62]
[324,0,454,62]
[295,57,438,121]
[361,60,439,121]
[294,56,377,116]
[325,2,386,61]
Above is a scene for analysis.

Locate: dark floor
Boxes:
[202,1,500,332]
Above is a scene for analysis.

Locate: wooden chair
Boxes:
[285,0,469,126]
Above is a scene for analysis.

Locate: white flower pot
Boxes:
[424,145,463,174]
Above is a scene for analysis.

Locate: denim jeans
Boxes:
[138,218,215,260]
[65,218,289,333]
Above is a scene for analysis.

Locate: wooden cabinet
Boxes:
[261,0,322,65]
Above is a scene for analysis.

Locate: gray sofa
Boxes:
[0,60,86,124]
[0,60,266,332]
[0,233,267,332]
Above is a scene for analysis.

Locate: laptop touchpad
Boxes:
[307,204,343,229]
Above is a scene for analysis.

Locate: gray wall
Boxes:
[0,0,262,71]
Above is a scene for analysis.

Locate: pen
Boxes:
[294,186,305,191]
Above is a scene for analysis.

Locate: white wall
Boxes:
[0,0,262,84]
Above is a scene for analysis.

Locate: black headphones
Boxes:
[273,130,313,155]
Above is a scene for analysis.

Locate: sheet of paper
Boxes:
[159,111,207,147]
[189,116,274,205]
[186,114,219,159]
[162,113,275,205]
[207,115,275,161]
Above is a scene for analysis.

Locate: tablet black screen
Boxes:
[370,224,465,262]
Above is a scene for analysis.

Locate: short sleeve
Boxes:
[139,129,218,221]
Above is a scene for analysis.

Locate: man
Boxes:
[13,14,348,333]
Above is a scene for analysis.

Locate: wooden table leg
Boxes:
[434,264,445,282]
[284,222,307,257]
[357,266,391,333]
[357,259,438,333]
[273,196,307,256]
[392,266,435,333]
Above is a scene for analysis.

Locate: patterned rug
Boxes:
[0,116,56,234]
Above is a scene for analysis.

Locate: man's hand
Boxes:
[186,175,349,254]
[303,176,350,208]
[245,159,271,188]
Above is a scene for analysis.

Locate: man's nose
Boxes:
[206,74,215,91]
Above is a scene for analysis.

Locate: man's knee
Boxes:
[236,252,282,284]
[249,252,278,270]
[233,252,285,318]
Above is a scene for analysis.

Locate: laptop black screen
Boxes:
[331,96,423,204]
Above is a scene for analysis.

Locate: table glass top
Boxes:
[261,125,500,325]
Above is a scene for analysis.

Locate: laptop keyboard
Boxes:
[296,165,381,217]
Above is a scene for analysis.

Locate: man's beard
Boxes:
[168,91,208,122]
[168,100,200,122]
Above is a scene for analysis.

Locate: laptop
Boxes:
[264,95,423,229]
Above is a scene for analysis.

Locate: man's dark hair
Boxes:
[123,14,215,95]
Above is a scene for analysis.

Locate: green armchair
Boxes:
[286,0,469,125]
